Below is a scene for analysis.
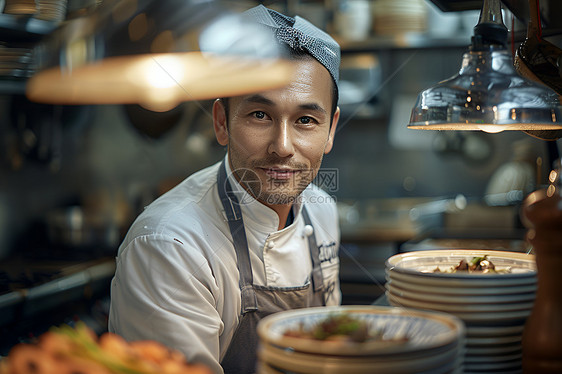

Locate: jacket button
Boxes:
[304,225,314,236]
[267,241,275,249]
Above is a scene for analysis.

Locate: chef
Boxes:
[108,5,342,373]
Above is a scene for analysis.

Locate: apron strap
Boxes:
[301,207,325,293]
[217,160,325,312]
[217,161,258,313]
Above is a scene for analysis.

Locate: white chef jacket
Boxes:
[108,156,341,374]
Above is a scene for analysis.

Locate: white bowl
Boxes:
[386,288,534,313]
[386,250,536,281]
[386,281,536,304]
[387,294,531,323]
[386,272,537,295]
[258,339,463,374]
[464,351,522,363]
[464,358,522,372]
[257,305,465,357]
[465,343,521,356]
[465,324,524,337]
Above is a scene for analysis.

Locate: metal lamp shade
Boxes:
[408,49,562,133]
[408,0,562,134]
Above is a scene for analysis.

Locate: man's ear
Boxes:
[213,99,229,146]
[324,106,340,154]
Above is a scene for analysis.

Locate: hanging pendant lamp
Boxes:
[25,0,294,111]
[408,0,562,134]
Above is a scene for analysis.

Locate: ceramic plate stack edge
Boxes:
[35,0,67,23]
[385,249,536,374]
[257,305,466,374]
[372,0,427,35]
[0,47,34,80]
[3,0,36,15]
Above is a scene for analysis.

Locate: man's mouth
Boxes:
[261,167,297,180]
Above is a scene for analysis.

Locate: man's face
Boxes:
[213,58,340,206]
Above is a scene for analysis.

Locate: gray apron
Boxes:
[217,161,325,374]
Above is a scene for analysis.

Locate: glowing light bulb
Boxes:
[478,125,505,133]
[145,55,185,89]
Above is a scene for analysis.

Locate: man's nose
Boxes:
[267,121,295,158]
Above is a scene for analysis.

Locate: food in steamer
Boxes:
[0,322,212,374]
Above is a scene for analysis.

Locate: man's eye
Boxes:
[253,111,266,119]
[298,116,313,124]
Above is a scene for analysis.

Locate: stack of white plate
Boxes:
[372,0,427,35]
[0,47,34,79]
[3,0,36,15]
[35,0,67,22]
[385,249,536,374]
[257,305,465,374]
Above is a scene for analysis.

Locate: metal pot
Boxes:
[45,206,123,251]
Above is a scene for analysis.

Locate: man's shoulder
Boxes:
[171,161,221,200]
[121,161,227,248]
[146,161,220,210]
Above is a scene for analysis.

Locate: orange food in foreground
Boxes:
[0,322,212,374]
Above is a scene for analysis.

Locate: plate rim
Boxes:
[386,273,537,295]
[258,336,463,373]
[385,281,536,304]
[386,289,535,312]
[387,294,531,322]
[257,305,465,357]
[386,249,536,280]
[386,268,537,289]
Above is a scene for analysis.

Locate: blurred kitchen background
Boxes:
[1,0,561,354]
